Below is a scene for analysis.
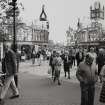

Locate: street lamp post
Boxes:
[8,0,18,87]
[12,0,18,88]
[13,0,17,53]
[9,0,17,52]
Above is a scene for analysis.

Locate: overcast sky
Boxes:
[19,0,105,43]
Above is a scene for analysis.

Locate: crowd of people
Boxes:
[48,46,105,105]
[0,44,105,105]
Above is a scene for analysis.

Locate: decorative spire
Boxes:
[77,18,80,28]
[90,5,92,10]
[40,5,47,21]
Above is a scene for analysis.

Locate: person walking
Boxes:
[76,53,98,105]
[11,45,20,87]
[53,52,62,85]
[88,47,97,64]
[76,47,84,66]
[0,44,19,105]
[63,51,71,79]
[31,46,36,64]
[49,51,56,78]
[99,64,105,104]
[96,48,105,83]
[36,49,41,66]
[72,48,76,66]
[60,50,65,61]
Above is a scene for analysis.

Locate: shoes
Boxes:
[0,99,4,105]
[53,77,56,82]
[10,94,19,99]
[58,82,61,85]
[68,77,71,79]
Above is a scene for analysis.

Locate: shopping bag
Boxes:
[48,67,52,74]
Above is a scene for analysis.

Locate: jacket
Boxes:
[76,61,98,84]
[76,52,84,66]
[53,57,62,71]
[64,55,73,64]
[3,50,17,76]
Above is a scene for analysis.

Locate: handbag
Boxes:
[48,67,52,74]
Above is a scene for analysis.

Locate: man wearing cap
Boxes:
[76,53,98,105]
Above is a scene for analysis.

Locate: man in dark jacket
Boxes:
[49,51,56,78]
[63,51,73,79]
[76,48,84,66]
[0,44,19,105]
[76,53,98,105]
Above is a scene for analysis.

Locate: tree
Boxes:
[0,0,24,42]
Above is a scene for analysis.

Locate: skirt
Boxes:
[100,82,105,103]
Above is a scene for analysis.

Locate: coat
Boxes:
[99,65,105,103]
[63,55,73,71]
[2,50,17,76]
[96,53,105,75]
[76,52,84,66]
[53,57,62,71]
[76,61,98,85]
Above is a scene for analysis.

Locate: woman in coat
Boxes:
[53,52,62,85]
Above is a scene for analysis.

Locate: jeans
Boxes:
[80,82,95,105]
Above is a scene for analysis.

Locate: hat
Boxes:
[85,53,94,60]
[99,48,105,53]
[90,47,94,51]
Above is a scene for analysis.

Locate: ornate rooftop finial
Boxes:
[40,5,47,21]
[42,4,45,11]
[77,18,80,28]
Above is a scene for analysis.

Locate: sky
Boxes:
[18,0,105,43]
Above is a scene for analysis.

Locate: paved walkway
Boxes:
[19,60,79,83]
[5,73,101,105]
[0,60,103,105]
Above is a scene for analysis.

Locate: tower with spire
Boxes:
[40,5,47,21]
[39,5,49,30]
[31,5,49,47]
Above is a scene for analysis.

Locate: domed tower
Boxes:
[39,5,49,30]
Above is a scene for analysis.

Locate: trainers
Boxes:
[10,94,19,99]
